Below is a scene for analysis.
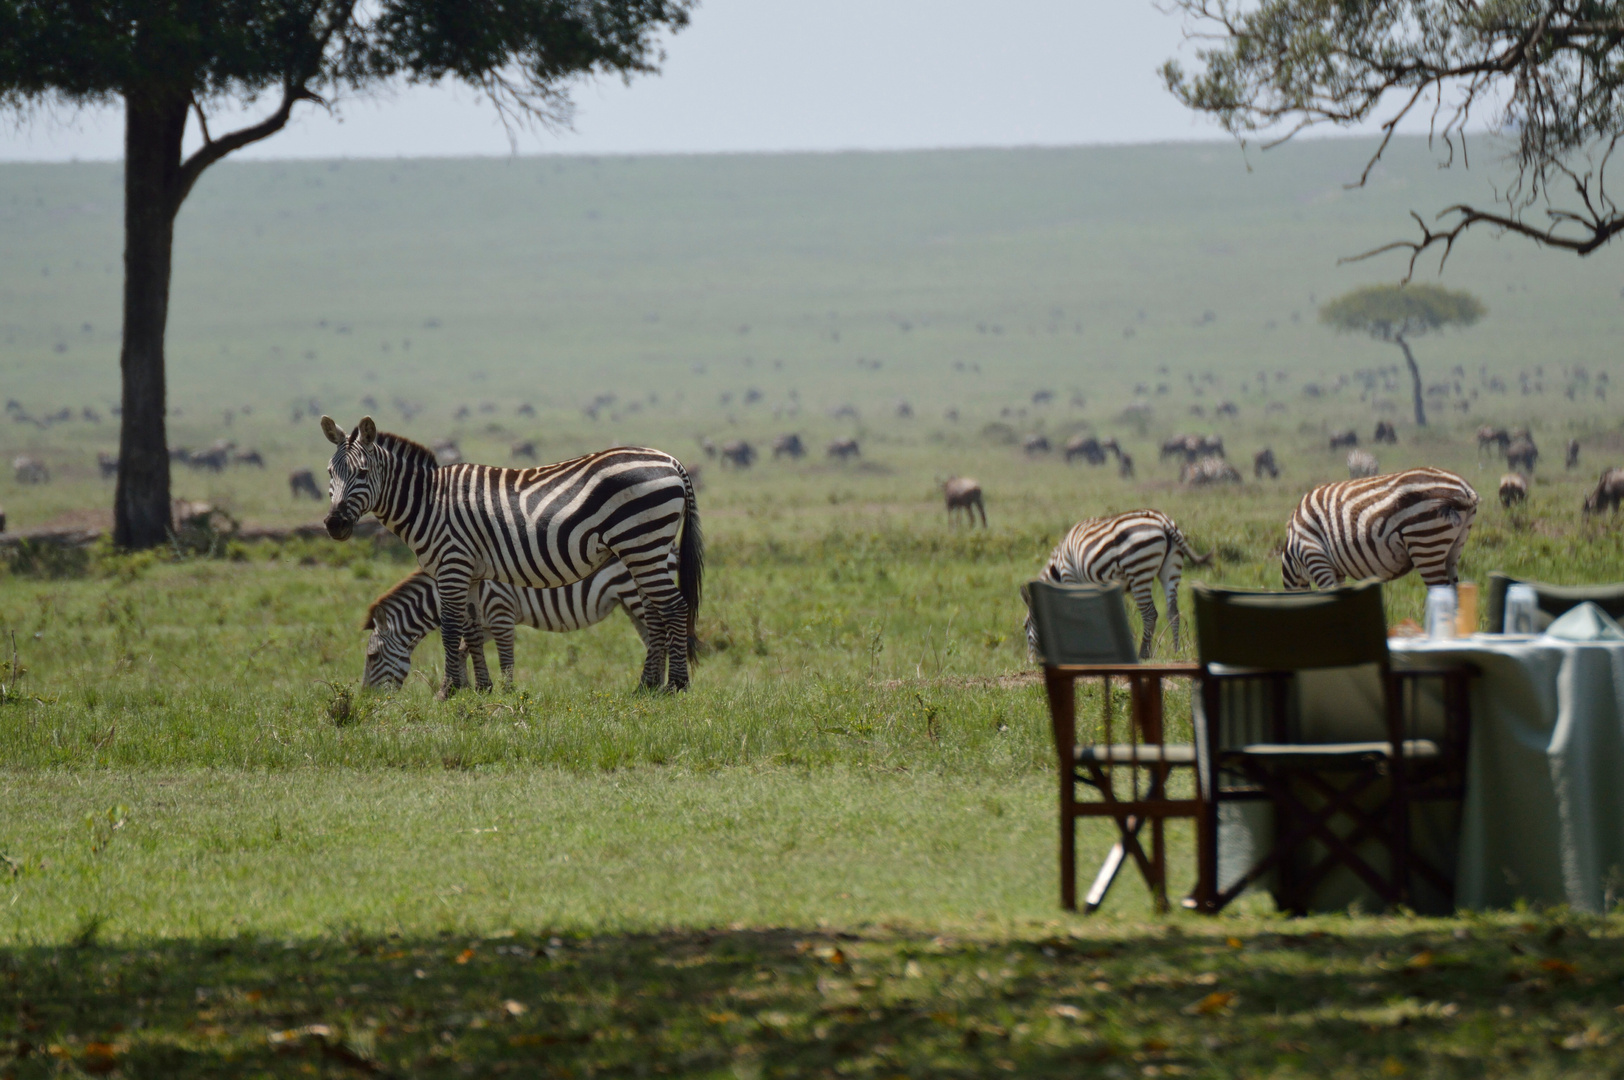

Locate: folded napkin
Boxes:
[1544,601,1624,642]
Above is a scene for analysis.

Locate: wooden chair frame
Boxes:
[1044,662,1204,913]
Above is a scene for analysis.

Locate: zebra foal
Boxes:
[1027,509,1211,659]
[321,416,702,694]
[362,562,657,690]
[1282,467,1478,590]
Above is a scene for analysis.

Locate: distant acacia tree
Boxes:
[0,0,691,549]
[1320,285,1484,427]
[1163,0,1624,274]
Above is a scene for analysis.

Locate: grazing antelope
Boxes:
[942,477,986,526]
[1583,468,1624,515]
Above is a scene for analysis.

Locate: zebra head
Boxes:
[362,625,412,689]
[321,415,378,540]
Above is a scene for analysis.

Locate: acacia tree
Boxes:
[1163,0,1624,274]
[1320,284,1484,427]
[0,0,691,549]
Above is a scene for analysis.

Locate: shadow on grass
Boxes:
[4,916,1624,1078]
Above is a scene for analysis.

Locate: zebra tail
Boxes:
[678,463,705,657]
[1174,527,1214,566]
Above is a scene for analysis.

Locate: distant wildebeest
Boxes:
[700,436,717,459]
[1476,425,1511,456]
[511,440,538,462]
[233,449,265,468]
[1506,435,1539,473]
[1347,449,1379,479]
[0,505,6,533]
[1118,452,1135,478]
[829,404,860,421]
[432,439,462,466]
[1216,401,1239,417]
[1254,447,1279,479]
[1566,438,1580,470]
[1180,455,1242,486]
[1159,433,1224,463]
[1499,472,1528,508]
[12,455,48,484]
[289,468,322,500]
[895,401,913,419]
[1022,434,1052,456]
[1329,429,1359,450]
[516,402,536,417]
[827,438,861,461]
[1064,434,1107,465]
[1373,421,1397,444]
[772,433,805,459]
[97,452,118,479]
[720,440,757,468]
[1583,467,1624,515]
[943,477,986,526]
[82,407,102,423]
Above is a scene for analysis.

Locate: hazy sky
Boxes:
[0,0,1256,161]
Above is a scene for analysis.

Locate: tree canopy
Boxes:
[1320,284,1485,342]
[1320,283,1484,426]
[0,0,693,549]
[1163,0,1624,273]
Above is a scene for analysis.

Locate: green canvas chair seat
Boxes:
[1024,579,1203,914]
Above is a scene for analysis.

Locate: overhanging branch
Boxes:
[171,81,325,211]
[1342,203,1624,282]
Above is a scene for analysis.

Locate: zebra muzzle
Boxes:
[324,513,355,541]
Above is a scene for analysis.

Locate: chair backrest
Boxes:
[1192,580,1389,671]
[1022,580,1139,666]
[1484,571,1624,633]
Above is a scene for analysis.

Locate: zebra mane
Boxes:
[363,571,431,629]
[373,430,439,471]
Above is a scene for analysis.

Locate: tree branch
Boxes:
[171,81,325,212]
[1342,202,1624,282]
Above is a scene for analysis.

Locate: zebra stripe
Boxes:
[362,562,652,690]
[1282,467,1479,590]
[321,416,702,694]
[1028,509,1211,659]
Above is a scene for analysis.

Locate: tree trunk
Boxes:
[114,90,188,550]
[1395,333,1427,427]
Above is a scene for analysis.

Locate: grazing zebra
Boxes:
[1282,468,1479,591]
[362,561,662,690]
[1179,456,1241,486]
[772,433,805,459]
[1328,429,1359,450]
[720,440,756,468]
[1254,447,1279,479]
[1476,425,1511,457]
[1029,509,1212,659]
[11,455,48,484]
[320,416,702,694]
[1507,435,1539,473]
[942,477,986,526]
[1498,472,1528,508]
[1347,449,1379,478]
[827,438,860,460]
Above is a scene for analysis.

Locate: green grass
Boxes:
[4,139,1624,1074]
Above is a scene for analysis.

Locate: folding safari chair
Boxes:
[1191,581,1474,915]
[1484,571,1624,633]
[1024,580,1204,913]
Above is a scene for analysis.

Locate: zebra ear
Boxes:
[320,415,345,446]
[357,416,377,446]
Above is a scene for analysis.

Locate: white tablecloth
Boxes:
[1392,636,1624,912]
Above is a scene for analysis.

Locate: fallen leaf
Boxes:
[1226,937,1244,950]
[1406,951,1435,969]
[1143,1037,1171,1051]
[1047,1004,1087,1021]
[245,990,263,1003]
[502,1000,527,1017]
[1539,959,1579,975]
[455,948,475,965]
[705,1011,739,1024]
[82,1043,119,1075]
[1184,991,1235,1016]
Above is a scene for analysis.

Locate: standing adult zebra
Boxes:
[1028,509,1212,659]
[1282,468,1479,590]
[362,560,667,690]
[321,416,702,694]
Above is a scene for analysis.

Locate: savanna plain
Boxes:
[1,138,1623,1076]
